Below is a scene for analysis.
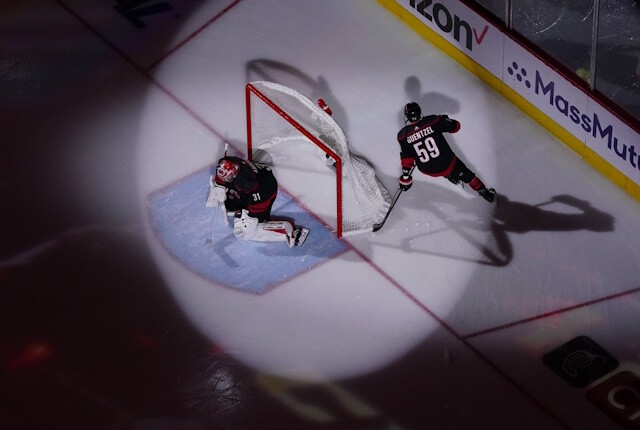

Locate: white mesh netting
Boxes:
[247,81,391,237]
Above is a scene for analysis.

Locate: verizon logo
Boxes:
[408,0,489,51]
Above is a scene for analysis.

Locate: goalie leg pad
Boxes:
[233,210,293,244]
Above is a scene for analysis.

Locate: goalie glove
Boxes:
[399,168,413,191]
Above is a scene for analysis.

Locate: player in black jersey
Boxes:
[396,102,496,203]
[207,155,308,247]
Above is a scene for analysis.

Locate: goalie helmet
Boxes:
[404,102,421,123]
[216,158,240,182]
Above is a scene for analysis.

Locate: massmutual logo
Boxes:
[508,61,639,175]
[407,0,489,52]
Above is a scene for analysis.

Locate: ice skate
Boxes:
[478,187,497,203]
[288,227,309,247]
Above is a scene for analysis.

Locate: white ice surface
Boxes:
[32,0,638,427]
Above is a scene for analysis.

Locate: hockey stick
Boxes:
[372,165,415,232]
[208,171,230,227]
[205,203,219,249]
[220,142,230,226]
[205,142,230,248]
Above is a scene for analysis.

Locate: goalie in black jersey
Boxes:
[397,102,496,203]
[206,155,308,247]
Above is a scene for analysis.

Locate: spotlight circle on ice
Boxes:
[136,6,497,381]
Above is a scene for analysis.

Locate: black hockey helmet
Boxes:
[404,102,421,122]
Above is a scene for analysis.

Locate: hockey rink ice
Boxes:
[3,0,640,429]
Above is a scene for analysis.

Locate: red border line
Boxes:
[145,0,244,71]
[463,285,640,340]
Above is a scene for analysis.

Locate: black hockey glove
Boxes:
[399,168,413,191]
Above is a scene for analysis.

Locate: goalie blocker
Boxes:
[206,155,308,247]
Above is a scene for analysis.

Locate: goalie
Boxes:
[206,155,308,247]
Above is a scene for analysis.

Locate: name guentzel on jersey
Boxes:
[406,126,434,143]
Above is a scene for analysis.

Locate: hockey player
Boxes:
[207,155,308,247]
[397,102,496,203]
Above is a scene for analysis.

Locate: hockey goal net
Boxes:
[246,81,391,237]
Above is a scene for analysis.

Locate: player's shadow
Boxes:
[210,230,240,267]
[492,194,615,233]
[406,186,615,266]
[365,174,614,267]
[245,59,349,133]
[245,58,381,178]
[397,76,461,127]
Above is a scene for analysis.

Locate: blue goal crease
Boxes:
[147,168,349,294]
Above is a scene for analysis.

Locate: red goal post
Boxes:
[245,81,391,237]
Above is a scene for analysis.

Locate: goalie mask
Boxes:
[404,102,421,123]
[216,158,240,182]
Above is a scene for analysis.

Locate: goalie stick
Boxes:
[372,165,415,232]
[204,202,219,249]
[205,142,230,248]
